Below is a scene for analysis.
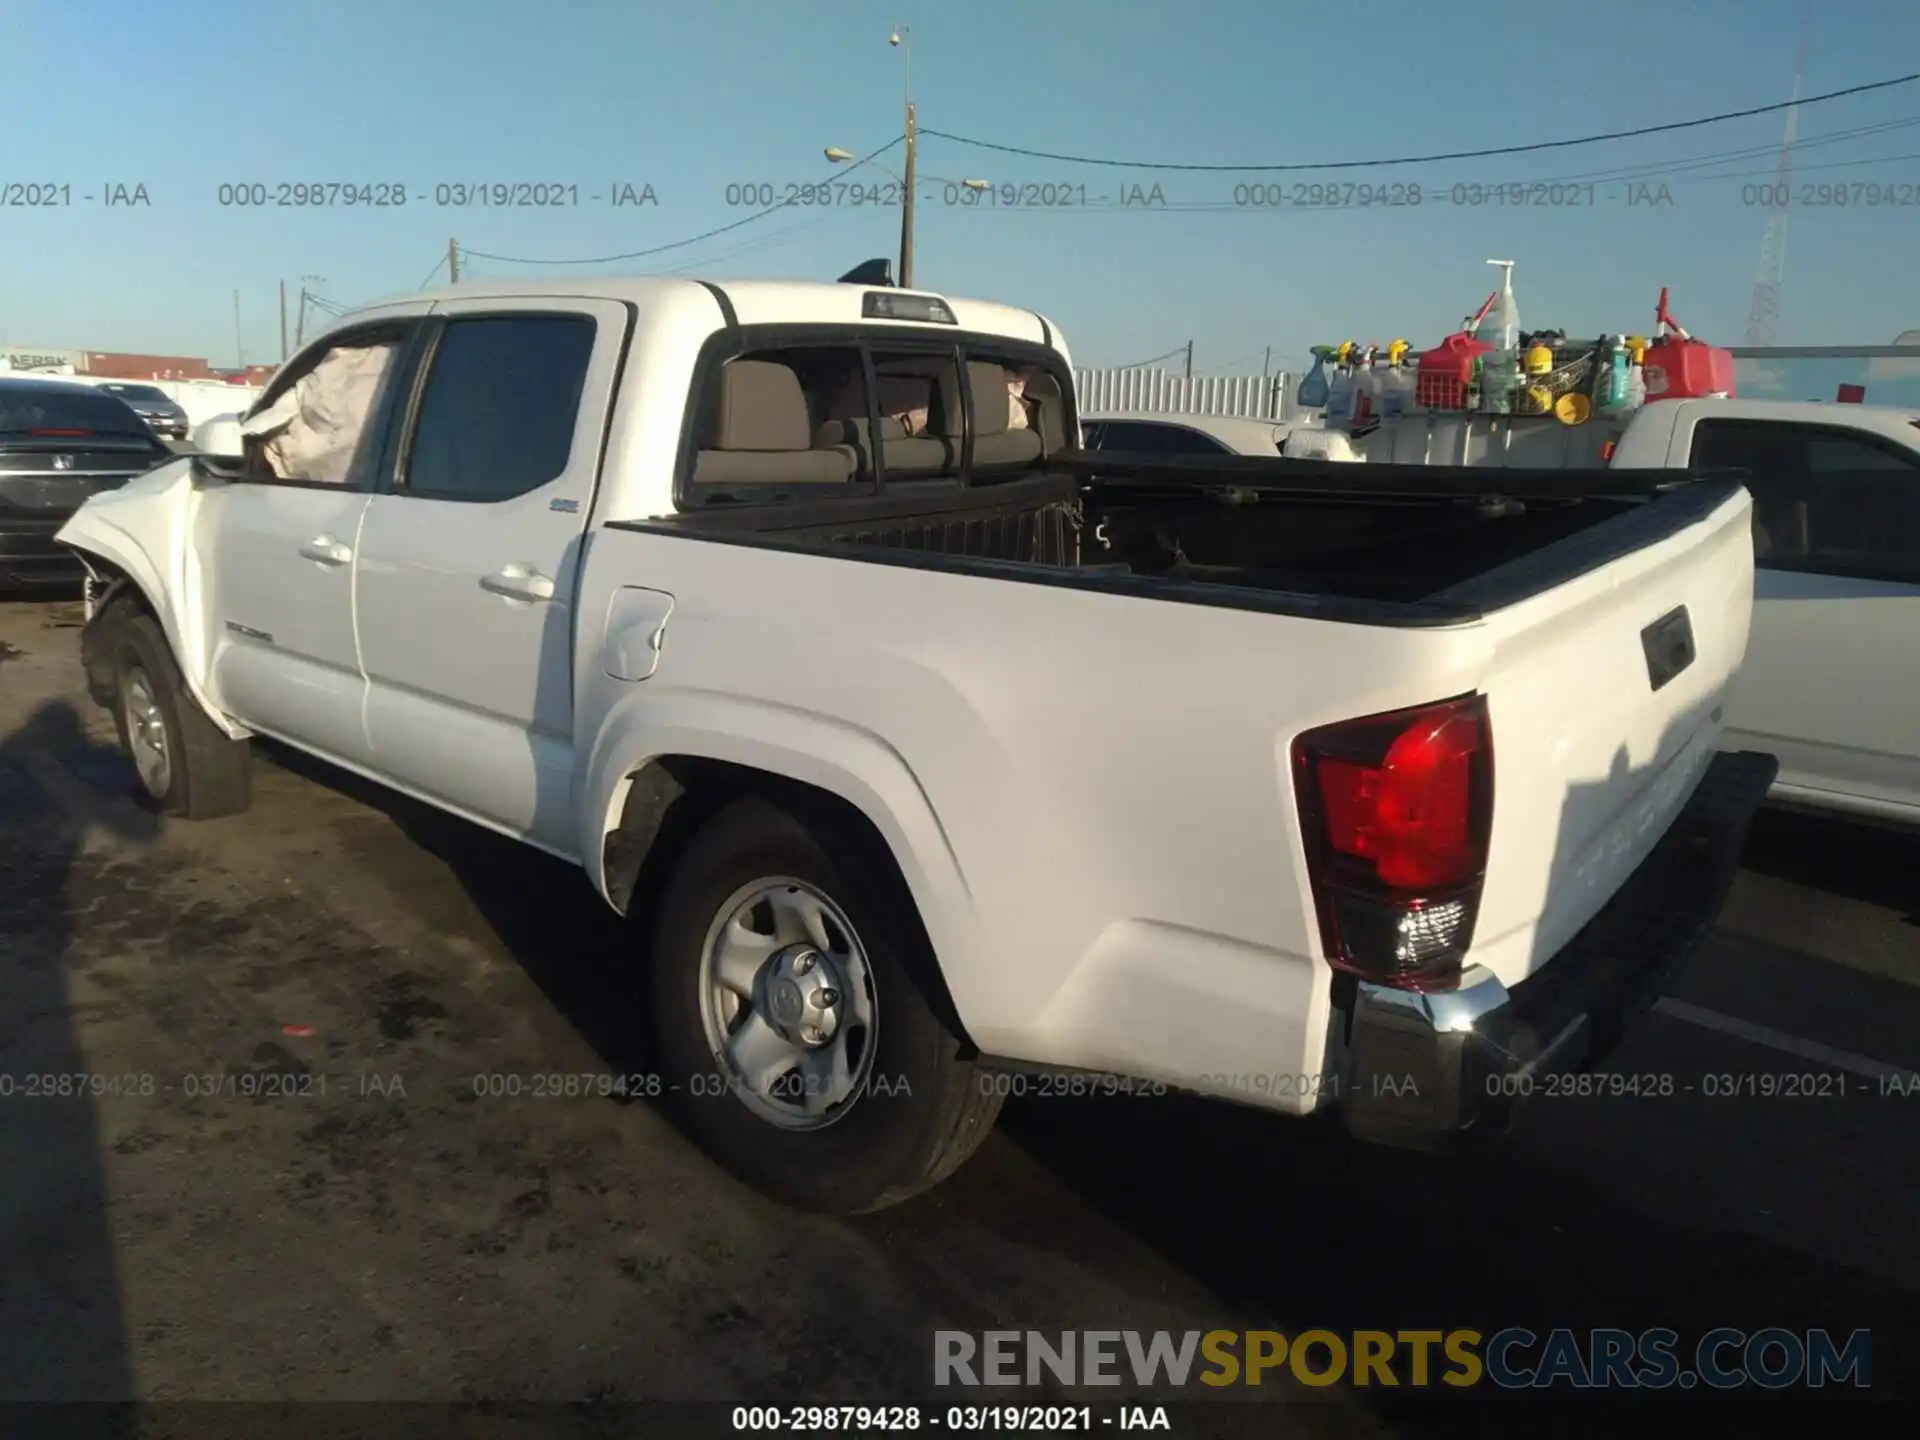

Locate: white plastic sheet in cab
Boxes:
[240,342,396,483]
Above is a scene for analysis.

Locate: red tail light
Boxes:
[32,428,93,436]
[1293,694,1494,991]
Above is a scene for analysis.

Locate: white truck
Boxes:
[55,274,1776,1214]
[1340,401,1920,826]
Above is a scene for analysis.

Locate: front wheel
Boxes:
[648,796,1002,1213]
[100,604,251,819]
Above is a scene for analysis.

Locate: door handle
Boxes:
[299,534,353,566]
[480,565,556,602]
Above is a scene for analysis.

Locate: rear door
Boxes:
[1698,418,1920,820]
[352,298,629,854]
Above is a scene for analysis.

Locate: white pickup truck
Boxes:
[1348,401,1920,825]
[56,275,1776,1214]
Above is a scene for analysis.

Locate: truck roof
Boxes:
[350,275,1061,350]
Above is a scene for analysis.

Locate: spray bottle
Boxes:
[1479,260,1522,415]
[1379,338,1414,417]
[1352,344,1381,425]
[1325,341,1359,426]
[1297,345,1336,410]
[1623,337,1648,410]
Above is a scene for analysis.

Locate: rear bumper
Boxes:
[1337,748,1779,1149]
[0,516,83,588]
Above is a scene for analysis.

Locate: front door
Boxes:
[352,299,629,854]
[197,319,420,766]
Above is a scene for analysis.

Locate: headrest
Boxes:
[936,361,1012,438]
[813,414,911,449]
[706,360,812,451]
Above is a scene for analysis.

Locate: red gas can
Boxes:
[1641,287,1736,400]
[1415,332,1492,411]
[1641,338,1736,400]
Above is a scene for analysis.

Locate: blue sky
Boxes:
[6,0,1918,383]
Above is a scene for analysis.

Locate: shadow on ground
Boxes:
[255,741,651,1078]
[1739,803,1920,923]
[0,698,159,1400]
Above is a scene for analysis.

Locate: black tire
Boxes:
[98,602,250,819]
[648,795,1002,1214]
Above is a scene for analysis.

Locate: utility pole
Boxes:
[448,237,461,284]
[233,290,244,369]
[1183,341,1193,379]
[295,274,325,349]
[279,280,289,362]
[892,26,914,289]
[900,104,917,289]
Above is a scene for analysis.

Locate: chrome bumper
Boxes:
[1337,749,1780,1150]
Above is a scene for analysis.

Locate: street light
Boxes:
[825,147,987,194]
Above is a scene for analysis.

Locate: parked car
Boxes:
[95,382,191,441]
[56,275,1773,1213]
[1343,401,1920,826]
[1082,410,1294,455]
[0,377,174,591]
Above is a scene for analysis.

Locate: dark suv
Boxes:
[96,381,191,441]
[0,378,173,591]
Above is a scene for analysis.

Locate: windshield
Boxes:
[0,384,155,436]
[102,384,172,404]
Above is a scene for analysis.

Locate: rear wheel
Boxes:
[100,605,250,819]
[648,795,1002,1213]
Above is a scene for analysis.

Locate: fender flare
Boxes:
[579,688,987,997]
[63,510,250,742]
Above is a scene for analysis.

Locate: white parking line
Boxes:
[1652,997,1919,1083]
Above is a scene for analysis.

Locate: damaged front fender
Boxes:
[55,457,252,741]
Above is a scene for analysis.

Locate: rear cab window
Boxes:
[675,325,1073,508]
[1689,418,1920,583]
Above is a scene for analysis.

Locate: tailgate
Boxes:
[1453,482,1756,989]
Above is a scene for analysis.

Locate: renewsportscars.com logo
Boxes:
[934,1328,1872,1391]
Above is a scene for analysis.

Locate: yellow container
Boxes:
[1524,342,1555,376]
[1555,391,1592,425]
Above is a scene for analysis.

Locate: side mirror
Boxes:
[192,414,246,459]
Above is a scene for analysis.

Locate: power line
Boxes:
[923,128,1920,217]
[417,253,447,289]
[465,137,904,267]
[1114,345,1189,370]
[919,70,1920,172]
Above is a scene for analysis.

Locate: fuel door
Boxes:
[601,586,674,682]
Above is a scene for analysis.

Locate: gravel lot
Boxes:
[0,594,1914,1434]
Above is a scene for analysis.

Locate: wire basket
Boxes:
[1514,351,1595,416]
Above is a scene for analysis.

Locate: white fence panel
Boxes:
[1075,367,1295,421]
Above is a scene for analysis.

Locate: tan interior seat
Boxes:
[812,414,950,477]
[937,361,1044,471]
[692,360,856,486]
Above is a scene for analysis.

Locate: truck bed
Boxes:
[638,452,1735,623]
